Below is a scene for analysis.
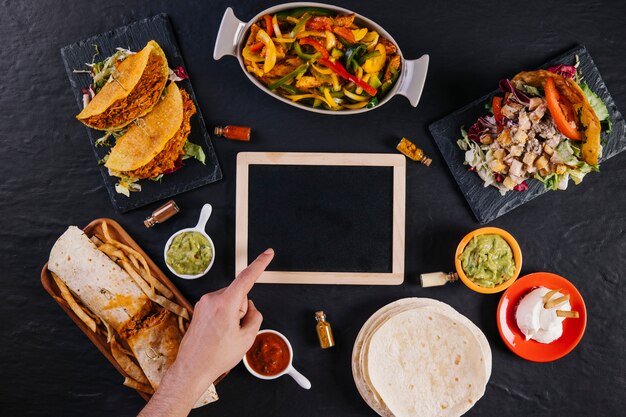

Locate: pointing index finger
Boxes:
[227,248,274,298]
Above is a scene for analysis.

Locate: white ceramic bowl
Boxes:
[243,329,311,389]
[214,2,429,115]
[163,204,216,279]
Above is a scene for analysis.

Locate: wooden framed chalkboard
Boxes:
[235,153,405,285]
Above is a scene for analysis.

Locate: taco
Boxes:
[105,82,196,180]
[77,40,169,131]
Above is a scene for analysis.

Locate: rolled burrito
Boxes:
[48,226,150,334]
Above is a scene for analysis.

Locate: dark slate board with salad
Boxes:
[429,46,625,224]
[60,14,222,213]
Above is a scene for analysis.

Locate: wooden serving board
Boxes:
[40,218,223,401]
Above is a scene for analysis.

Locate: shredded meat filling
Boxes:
[83,54,167,129]
[125,90,196,179]
[119,305,168,340]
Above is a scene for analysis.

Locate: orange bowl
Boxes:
[454,227,522,294]
[497,272,587,362]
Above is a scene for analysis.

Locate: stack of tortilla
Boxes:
[352,298,492,417]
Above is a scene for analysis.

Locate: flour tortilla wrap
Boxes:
[352,298,491,417]
[77,40,169,131]
[48,226,150,334]
[366,307,489,417]
[105,82,195,179]
[127,309,218,408]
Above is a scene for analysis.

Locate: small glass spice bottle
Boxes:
[214,125,251,141]
[144,200,180,228]
[396,137,432,166]
[315,311,335,349]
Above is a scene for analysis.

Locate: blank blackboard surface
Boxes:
[248,165,393,273]
[235,152,406,285]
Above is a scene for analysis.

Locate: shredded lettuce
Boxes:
[457,129,508,195]
[115,177,141,197]
[182,141,206,164]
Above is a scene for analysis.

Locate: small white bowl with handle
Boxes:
[163,203,216,279]
[243,329,312,389]
[213,2,429,115]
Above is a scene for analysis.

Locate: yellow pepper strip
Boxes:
[273,37,296,43]
[362,44,387,73]
[272,15,283,39]
[256,29,277,74]
[295,30,326,39]
[354,66,365,94]
[285,16,299,24]
[362,31,380,51]
[343,88,369,102]
[343,101,369,109]
[331,73,340,92]
[325,30,336,50]
[286,93,336,109]
[352,28,368,42]
[323,87,340,108]
[312,62,333,74]
[242,46,265,62]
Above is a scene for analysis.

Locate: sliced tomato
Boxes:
[263,14,273,38]
[492,96,504,129]
[544,77,581,140]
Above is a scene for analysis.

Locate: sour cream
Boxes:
[515,287,571,344]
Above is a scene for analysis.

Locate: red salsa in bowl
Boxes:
[246,331,291,376]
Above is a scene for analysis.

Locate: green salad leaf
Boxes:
[182,141,206,164]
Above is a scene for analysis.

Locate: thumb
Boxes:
[240,300,263,334]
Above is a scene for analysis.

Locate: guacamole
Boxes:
[459,234,515,287]
[166,231,213,276]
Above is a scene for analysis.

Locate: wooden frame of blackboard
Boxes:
[235,152,406,285]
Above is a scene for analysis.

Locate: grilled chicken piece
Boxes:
[383,55,401,81]
[264,57,302,79]
[334,13,356,27]
[295,76,323,90]
[379,38,398,55]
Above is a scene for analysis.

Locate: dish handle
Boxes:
[213,7,246,60]
[396,55,430,107]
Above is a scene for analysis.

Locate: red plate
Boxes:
[497,272,587,362]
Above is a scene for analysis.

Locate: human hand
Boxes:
[139,249,274,417]
[177,248,274,396]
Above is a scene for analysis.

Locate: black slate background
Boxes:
[0,1,624,416]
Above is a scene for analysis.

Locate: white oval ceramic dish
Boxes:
[214,2,429,115]
[163,204,216,280]
[243,329,312,389]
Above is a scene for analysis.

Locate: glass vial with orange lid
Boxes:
[144,200,180,228]
[315,311,335,349]
[214,125,251,141]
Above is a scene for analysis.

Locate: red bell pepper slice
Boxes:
[318,58,378,96]
[263,14,273,38]
[544,77,581,140]
[299,38,329,59]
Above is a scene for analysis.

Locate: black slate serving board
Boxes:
[429,46,625,224]
[60,14,222,213]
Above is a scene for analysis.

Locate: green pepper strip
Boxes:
[289,13,312,37]
[293,42,320,61]
[367,97,379,108]
[268,63,309,90]
[358,50,381,65]
[378,67,399,98]
[276,7,335,18]
[278,84,303,95]
[344,44,367,72]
